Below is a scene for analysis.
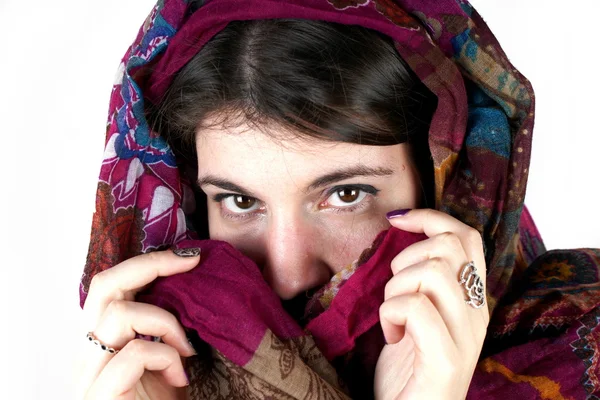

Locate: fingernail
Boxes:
[184,370,190,386]
[187,338,197,355]
[386,209,411,219]
[173,247,201,257]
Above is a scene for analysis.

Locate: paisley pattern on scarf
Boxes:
[477,358,572,400]
[83,182,145,291]
[80,0,600,398]
[187,350,301,400]
[571,307,600,396]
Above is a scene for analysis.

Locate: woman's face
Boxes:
[196,119,421,301]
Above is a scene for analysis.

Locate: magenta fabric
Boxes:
[306,229,427,360]
[136,228,427,366]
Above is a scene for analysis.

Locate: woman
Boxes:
[76,0,600,399]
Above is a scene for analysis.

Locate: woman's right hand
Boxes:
[75,249,201,400]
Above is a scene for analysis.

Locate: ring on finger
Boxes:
[86,331,121,355]
[458,261,485,309]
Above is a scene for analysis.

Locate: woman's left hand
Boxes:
[374,209,490,400]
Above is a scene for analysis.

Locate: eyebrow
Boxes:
[197,176,256,197]
[197,165,394,195]
[306,165,395,191]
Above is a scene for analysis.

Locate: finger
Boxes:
[379,292,457,368]
[384,258,471,351]
[85,339,189,399]
[387,209,486,281]
[77,300,196,396]
[387,209,471,238]
[388,232,468,275]
[96,300,196,357]
[83,249,201,329]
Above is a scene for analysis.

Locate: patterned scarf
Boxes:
[79,0,600,398]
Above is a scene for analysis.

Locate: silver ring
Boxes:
[86,332,120,354]
[458,261,485,309]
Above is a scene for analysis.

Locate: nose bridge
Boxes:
[267,211,311,274]
[263,210,330,300]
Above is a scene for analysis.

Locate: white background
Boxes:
[1,1,598,399]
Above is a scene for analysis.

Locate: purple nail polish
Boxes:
[386,209,411,219]
[184,370,190,386]
[173,247,201,257]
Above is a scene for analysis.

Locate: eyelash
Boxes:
[211,184,380,220]
[212,193,262,221]
[320,185,379,213]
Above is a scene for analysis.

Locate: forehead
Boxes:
[195,120,409,182]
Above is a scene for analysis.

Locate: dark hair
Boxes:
[146,19,437,234]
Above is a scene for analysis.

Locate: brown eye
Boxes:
[323,185,375,210]
[337,188,359,203]
[233,195,256,209]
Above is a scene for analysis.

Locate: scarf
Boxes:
[79,0,600,398]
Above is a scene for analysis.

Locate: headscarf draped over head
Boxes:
[80,0,600,398]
